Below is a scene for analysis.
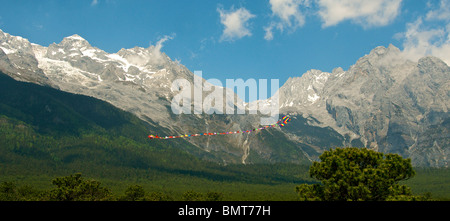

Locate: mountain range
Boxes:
[0,29,448,167]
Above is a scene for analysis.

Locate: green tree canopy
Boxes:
[296,147,416,201]
[121,184,146,201]
[49,173,112,201]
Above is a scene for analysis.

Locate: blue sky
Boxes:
[0,0,449,89]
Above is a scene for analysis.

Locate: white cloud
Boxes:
[316,0,403,28]
[270,0,308,28]
[218,6,256,42]
[153,35,174,53]
[426,0,450,21]
[149,34,175,63]
[91,0,99,6]
[264,24,275,41]
[398,18,450,65]
[265,0,309,40]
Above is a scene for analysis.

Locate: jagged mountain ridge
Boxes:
[0,29,299,165]
[276,45,449,167]
[0,29,448,167]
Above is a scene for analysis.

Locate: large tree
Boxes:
[296,147,416,201]
[49,173,112,201]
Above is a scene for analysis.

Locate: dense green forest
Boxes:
[0,72,449,201]
[0,72,311,200]
[0,167,450,201]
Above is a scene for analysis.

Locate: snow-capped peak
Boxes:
[58,34,91,50]
[65,34,86,41]
[0,29,34,55]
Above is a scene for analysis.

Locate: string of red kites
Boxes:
[148,116,291,140]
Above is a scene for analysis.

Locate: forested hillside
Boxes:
[0,72,312,200]
[1,72,448,201]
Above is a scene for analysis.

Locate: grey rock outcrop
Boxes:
[276,45,449,167]
[0,29,448,167]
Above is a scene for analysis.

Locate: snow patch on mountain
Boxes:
[0,29,448,167]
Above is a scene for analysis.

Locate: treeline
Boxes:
[0,114,311,201]
[294,148,436,201]
[0,173,224,201]
[0,114,312,183]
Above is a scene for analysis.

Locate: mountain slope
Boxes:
[0,69,251,169]
[276,45,450,167]
[0,71,313,199]
[0,29,312,165]
[0,29,449,167]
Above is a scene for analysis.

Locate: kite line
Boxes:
[148,115,291,140]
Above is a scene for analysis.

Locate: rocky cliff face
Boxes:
[0,30,51,87]
[277,45,449,167]
[0,29,276,164]
[0,29,448,167]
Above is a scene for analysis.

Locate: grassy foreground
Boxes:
[1,166,448,201]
